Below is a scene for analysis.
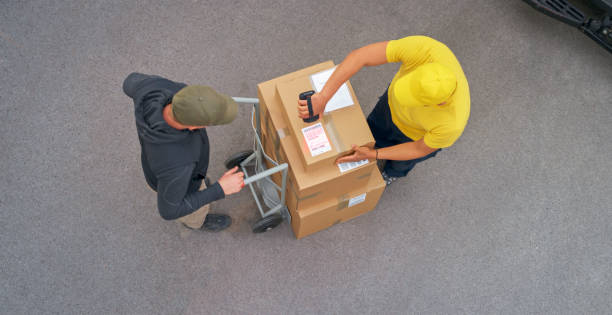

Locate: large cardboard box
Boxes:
[261,111,374,212]
[257,62,378,212]
[257,62,335,142]
[276,74,374,170]
[275,74,374,171]
[289,169,386,239]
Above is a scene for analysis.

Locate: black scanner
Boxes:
[299,90,319,123]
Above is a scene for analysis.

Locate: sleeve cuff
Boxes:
[210,181,225,200]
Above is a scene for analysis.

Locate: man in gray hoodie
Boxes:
[123,73,244,231]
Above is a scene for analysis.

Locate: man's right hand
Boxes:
[218,166,244,195]
[297,92,327,120]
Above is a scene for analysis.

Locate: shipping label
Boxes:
[348,193,367,207]
[337,159,369,173]
[301,122,332,157]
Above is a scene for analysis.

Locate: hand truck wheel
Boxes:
[252,213,283,233]
[224,150,254,169]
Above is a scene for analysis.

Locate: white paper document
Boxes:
[348,193,367,207]
[337,159,369,173]
[301,123,332,157]
[310,66,354,112]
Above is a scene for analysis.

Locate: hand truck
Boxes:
[225,97,290,233]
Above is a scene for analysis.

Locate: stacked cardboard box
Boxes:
[257,61,385,239]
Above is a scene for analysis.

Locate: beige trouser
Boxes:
[177,180,210,229]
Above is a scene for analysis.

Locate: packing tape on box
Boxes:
[357,173,370,180]
[274,132,288,165]
[274,128,289,157]
[265,115,289,149]
[296,190,320,202]
[322,115,347,153]
[264,114,290,162]
[336,194,350,210]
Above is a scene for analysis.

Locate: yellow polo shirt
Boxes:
[386,36,470,148]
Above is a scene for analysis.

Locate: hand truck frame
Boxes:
[224,97,290,233]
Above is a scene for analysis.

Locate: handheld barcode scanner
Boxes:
[299,90,318,123]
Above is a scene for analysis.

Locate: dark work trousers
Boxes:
[366,89,440,178]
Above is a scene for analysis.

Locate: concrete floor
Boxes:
[2,0,611,314]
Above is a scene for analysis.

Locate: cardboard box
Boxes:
[257,62,378,212]
[274,67,375,171]
[289,169,386,239]
[257,61,335,139]
[261,119,373,212]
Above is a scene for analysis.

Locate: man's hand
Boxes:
[218,166,244,195]
[297,92,327,120]
[336,144,375,164]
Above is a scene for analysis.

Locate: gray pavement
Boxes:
[2,1,611,314]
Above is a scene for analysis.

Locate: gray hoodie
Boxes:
[123,73,225,220]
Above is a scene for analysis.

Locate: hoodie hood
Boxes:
[134,82,189,144]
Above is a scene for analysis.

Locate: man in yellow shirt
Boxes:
[298,36,470,185]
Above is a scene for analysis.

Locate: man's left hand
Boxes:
[335,144,375,164]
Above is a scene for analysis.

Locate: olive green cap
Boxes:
[172,85,238,126]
